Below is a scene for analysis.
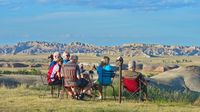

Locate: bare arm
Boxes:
[76,65,81,79]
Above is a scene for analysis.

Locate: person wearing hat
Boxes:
[47,56,63,85]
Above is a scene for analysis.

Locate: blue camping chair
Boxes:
[97,65,116,100]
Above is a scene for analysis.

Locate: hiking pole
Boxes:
[116,56,123,104]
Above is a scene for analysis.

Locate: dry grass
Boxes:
[0,85,200,112]
[1,54,200,111]
[1,54,200,66]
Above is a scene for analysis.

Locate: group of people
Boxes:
[47,51,147,100]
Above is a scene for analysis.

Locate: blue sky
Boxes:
[0,0,200,46]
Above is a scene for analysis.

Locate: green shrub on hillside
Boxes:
[148,86,199,104]
[0,69,42,75]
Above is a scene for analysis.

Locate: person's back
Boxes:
[123,60,148,100]
[47,58,62,85]
[97,65,104,83]
[123,70,141,78]
[49,52,61,69]
[49,61,56,69]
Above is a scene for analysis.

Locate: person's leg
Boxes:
[97,85,103,99]
[51,80,62,85]
[71,87,80,96]
[141,84,147,101]
[65,87,74,98]
[80,83,93,98]
[92,83,102,100]
[82,83,92,93]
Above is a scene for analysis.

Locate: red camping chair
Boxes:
[122,76,142,100]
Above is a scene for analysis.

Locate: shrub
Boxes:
[193,97,200,106]
[0,69,42,75]
[148,86,199,104]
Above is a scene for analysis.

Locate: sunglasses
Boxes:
[66,55,70,57]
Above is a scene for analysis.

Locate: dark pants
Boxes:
[49,80,62,85]
[76,78,89,88]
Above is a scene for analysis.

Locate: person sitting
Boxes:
[80,64,85,73]
[123,60,148,101]
[77,71,94,99]
[62,51,70,64]
[47,56,63,85]
[93,59,105,100]
[61,55,81,99]
[94,56,115,100]
[49,52,61,69]
[101,56,115,85]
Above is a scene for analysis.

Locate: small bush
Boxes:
[148,86,199,104]
[0,69,42,75]
[193,97,200,106]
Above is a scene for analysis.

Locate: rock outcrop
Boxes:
[149,66,200,92]
[1,41,200,56]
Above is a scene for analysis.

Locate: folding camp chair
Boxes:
[60,63,78,99]
[39,74,61,98]
[122,76,142,101]
[100,70,116,100]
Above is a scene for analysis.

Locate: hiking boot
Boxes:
[72,94,79,100]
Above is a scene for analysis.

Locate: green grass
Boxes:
[1,54,200,111]
[1,85,200,112]
[148,86,199,104]
[1,83,200,112]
